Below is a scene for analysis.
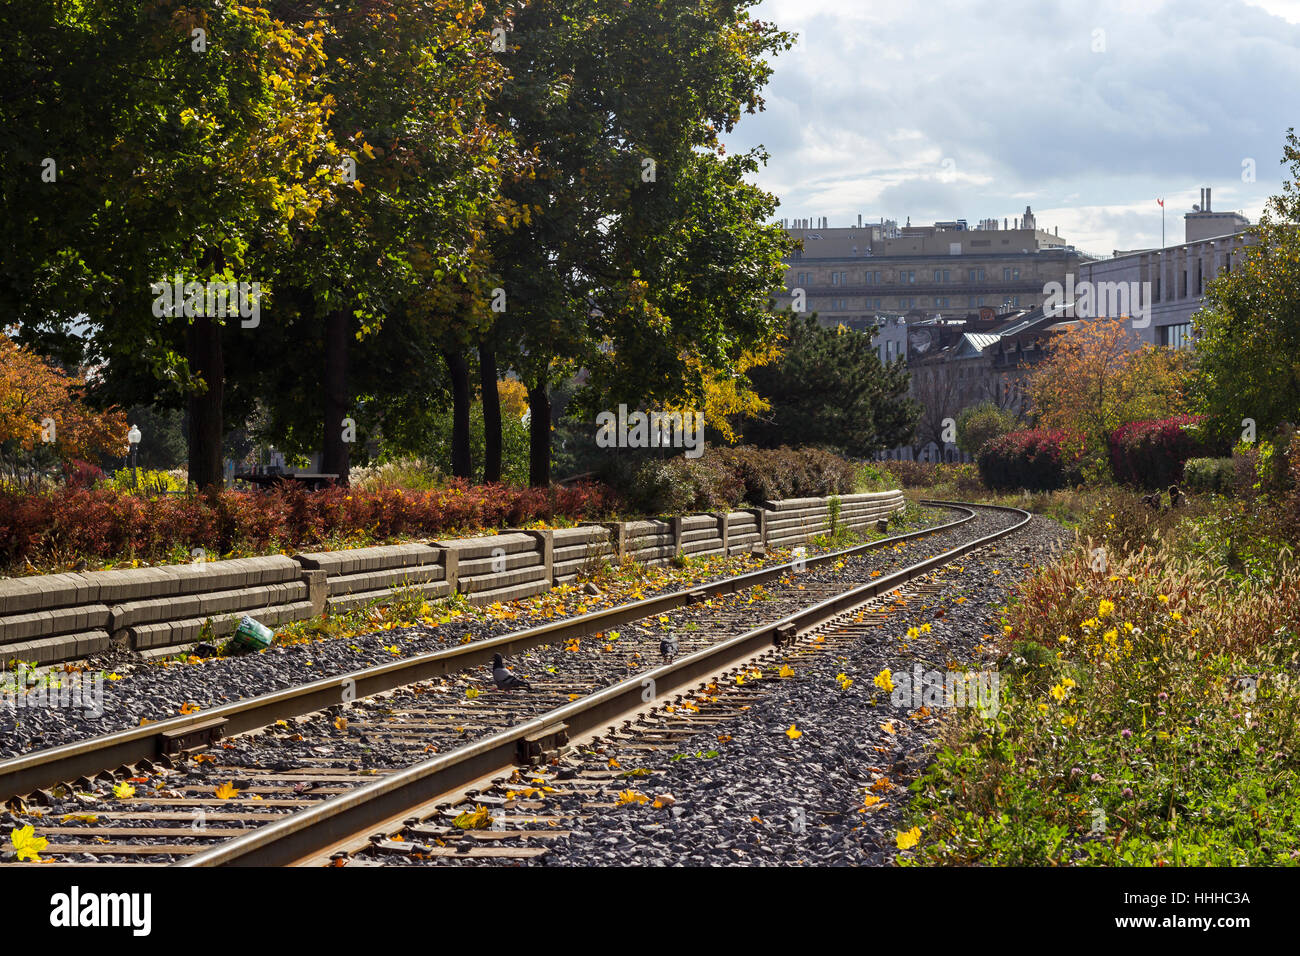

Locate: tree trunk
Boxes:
[186,314,224,495]
[527,380,551,487]
[443,347,472,478]
[322,307,351,485]
[479,339,502,483]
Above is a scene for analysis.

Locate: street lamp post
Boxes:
[127,424,142,489]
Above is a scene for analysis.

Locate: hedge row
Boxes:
[977,429,1086,491]
[0,481,615,572]
[613,445,863,515]
[1109,415,1211,489]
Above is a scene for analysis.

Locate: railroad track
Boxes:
[0,500,1029,867]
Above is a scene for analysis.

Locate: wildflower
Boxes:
[906,626,919,639]
[1120,728,1132,739]
[1038,702,1049,714]
[873,668,895,692]
[1122,787,1134,798]
[1157,594,1170,604]
[1098,599,1115,618]
[920,623,932,634]
[1170,611,1183,622]
[1090,773,1104,783]
[1061,714,1077,727]
[1157,691,1168,701]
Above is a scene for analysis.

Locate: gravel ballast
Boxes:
[371,513,1069,867]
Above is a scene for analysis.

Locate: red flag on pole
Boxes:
[1157,198,1164,207]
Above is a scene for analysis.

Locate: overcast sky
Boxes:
[722,0,1300,256]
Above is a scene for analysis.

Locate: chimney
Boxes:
[1206,187,1211,212]
[857,213,862,228]
[1199,188,1205,210]
[1004,217,1008,229]
[1055,226,1059,236]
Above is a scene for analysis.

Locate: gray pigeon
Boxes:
[491,653,531,691]
[660,635,678,661]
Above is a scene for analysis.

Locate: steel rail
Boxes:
[179,501,1031,867]
[0,501,976,801]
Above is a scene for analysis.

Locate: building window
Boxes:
[1159,323,1192,349]
[1003,267,1011,281]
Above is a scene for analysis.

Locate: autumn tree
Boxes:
[0,336,127,470]
[1027,318,1193,451]
[250,0,521,484]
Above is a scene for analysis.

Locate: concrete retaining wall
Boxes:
[0,557,322,666]
[0,490,904,666]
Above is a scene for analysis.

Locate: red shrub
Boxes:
[0,481,617,572]
[977,428,1086,491]
[1109,415,1212,489]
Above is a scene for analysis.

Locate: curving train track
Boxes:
[0,500,1029,867]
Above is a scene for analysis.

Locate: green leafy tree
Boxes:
[245,1,522,484]
[2,2,341,491]
[1194,129,1300,447]
[956,402,1019,457]
[488,0,793,485]
[745,315,920,457]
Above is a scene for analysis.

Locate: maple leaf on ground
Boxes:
[616,790,650,806]
[214,781,241,800]
[453,806,492,830]
[111,782,135,799]
[9,825,48,862]
[896,826,922,850]
[785,724,802,740]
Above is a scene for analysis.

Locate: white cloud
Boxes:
[724,0,1300,252]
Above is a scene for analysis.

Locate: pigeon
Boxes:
[491,653,531,691]
[660,634,678,661]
